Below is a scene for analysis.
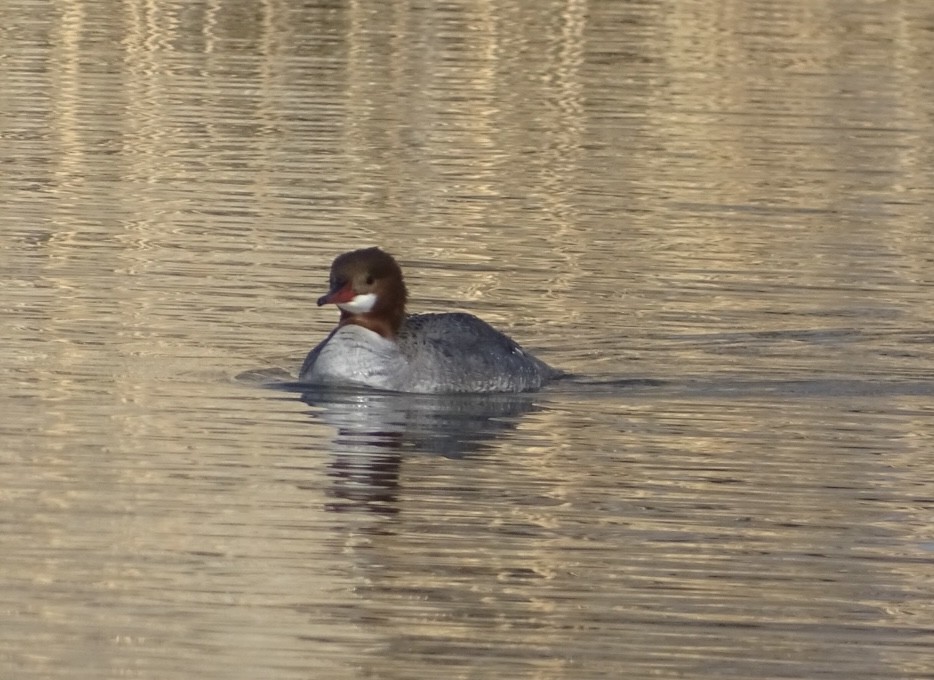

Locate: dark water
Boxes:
[2,0,934,678]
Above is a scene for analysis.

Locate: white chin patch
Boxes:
[337,293,377,314]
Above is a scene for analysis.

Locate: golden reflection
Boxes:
[50,1,83,180]
[5,1,934,677]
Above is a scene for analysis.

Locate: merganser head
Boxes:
[317,247,407,337]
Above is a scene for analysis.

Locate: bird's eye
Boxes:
[365,276,374,285]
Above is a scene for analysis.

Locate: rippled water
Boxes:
[3,0,934,678]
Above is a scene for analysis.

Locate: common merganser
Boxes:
[299,248,558,393]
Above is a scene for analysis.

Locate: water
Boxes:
[3,0,934,677]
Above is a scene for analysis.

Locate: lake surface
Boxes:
[3,0,934,678]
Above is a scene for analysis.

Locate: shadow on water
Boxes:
[292,384,546,458]
[238,365,933,520]
[296,387,547,515]
[239,370,557,514]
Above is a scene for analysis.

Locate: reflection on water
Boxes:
[299,387,545,514]
[3,0,934,678]
[302,387,544,458]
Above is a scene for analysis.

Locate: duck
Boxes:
[299,247,558,393]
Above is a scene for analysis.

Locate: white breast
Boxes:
[305,324,408,391]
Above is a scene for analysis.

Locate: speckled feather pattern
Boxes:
[300,312,556,394]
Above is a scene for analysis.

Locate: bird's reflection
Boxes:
[298,387,543,515]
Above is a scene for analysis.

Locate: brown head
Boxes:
[316,247,408,337]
